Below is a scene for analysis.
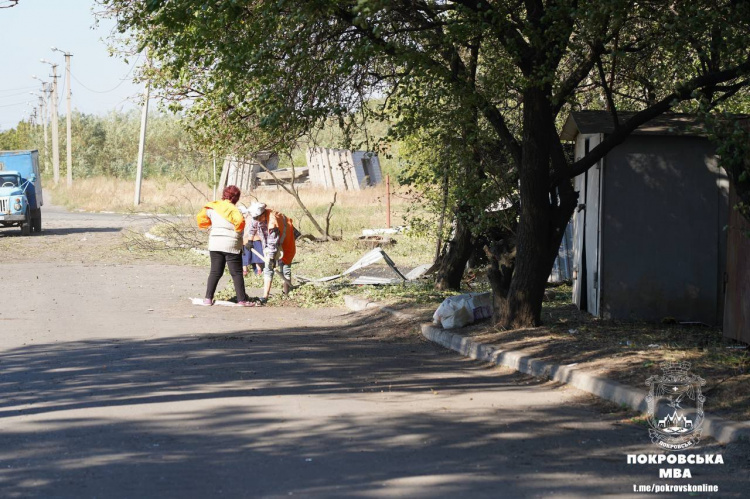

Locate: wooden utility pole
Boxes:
[134,80,150,206]
[59,50,73,187]
[31,76,50,172]
[45,62,61,184]
[386,174,391,228]
[38,84,49,172]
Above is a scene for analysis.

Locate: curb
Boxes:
[342,295,750,444]
[421,324,750,445]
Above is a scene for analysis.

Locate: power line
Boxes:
[0,89,36,99]
[69,54,142,94]
[0,100,29,108]
[0,86,35,94]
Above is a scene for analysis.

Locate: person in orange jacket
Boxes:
[196,185,255,307]
[244,201,297,304]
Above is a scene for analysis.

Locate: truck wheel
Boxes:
[31,210,42,233]
[21,211,31,236]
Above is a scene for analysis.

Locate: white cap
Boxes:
[249,202,266,218]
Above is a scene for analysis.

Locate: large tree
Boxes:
[102,0,750,327]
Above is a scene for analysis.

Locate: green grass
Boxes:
[139,201,441,307]
[214,277,464,309]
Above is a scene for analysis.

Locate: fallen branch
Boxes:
[325,192,337,239]
[253,152,333,241]
[183,174,211,202]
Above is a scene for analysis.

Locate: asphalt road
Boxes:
[0,206,748,498]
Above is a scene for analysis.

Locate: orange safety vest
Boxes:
[264,209,297,265]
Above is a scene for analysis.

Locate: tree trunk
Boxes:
[485,230,516,326]
[434,213,474,291]
[434,61,482,292]
[501,89,556,328]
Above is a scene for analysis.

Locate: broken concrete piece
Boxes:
[297,247,406,284]
[404,263,433,281]
[362,228,401,236]
[356,235,396,249]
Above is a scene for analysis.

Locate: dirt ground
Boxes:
[401,291,750,422]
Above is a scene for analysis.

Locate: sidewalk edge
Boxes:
[342,295,750,445]
[421,323,750,445]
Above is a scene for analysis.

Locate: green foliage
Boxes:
[283,284,345,308]
[352,281,462,305]
[0,121,35,150]
[99,0,750,325]
[6,110,216,183]
[99,0,750,216]
[706,112,750,226]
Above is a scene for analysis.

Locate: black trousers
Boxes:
[206,251,248,302]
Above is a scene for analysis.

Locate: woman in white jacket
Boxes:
[196,185,255,306]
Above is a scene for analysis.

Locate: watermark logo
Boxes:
[645,361,706,451]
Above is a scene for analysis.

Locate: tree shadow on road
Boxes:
[0,227,123,238]
[40,227,124,236]
[1,313,747,498]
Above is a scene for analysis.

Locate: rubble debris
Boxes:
[404,263,434,281]
[356,235,396,249]
[297,247,399,284]
[362,228,403,236]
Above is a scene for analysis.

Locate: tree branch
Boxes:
[596,55,619,128]
[449,0,534,73]
[561,57,750,183]
[332,3,523,166]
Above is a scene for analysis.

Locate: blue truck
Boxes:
[0,150,43,236]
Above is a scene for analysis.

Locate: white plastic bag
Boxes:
[469,292,493,321]
[433,292,493,329]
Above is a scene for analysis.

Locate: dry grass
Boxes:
[241,184,409,236]
[47,177,413,237]
[47,177,214,215]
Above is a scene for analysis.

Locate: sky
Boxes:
[0,0,145,131]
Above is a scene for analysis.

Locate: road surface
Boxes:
[1,205,747,498]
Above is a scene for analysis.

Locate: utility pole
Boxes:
[31,78,50,173]
[30,78,50,172]
[42,84,50,172]
[41,59,60,184]
[134,79,150,206]
[53,47,73,187]
[40,90,48,168]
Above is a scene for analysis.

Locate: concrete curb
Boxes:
[342,295,750,444]
[421,324,750,445]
